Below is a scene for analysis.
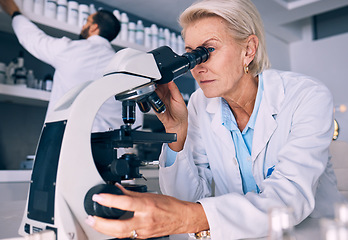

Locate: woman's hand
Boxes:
[155,81,188,152]
[85,184,209,239]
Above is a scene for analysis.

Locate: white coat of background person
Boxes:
[0,0,143,133]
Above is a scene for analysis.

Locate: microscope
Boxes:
[18,45,209,240]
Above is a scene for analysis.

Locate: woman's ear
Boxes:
[244,35,259,64]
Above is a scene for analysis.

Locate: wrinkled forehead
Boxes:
[182,15,229,38]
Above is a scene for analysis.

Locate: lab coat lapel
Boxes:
[252,70,285,161]
[207,98,235,153]
[207,98,241,192]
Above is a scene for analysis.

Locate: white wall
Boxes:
[266,33,291,71]
[263,26,348,142]
[290,23,348,142]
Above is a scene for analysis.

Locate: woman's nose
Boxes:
[192,63,208,74]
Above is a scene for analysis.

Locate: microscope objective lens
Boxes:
[122,100,136,125]
[137,98,151,113]
[148,92,166,113]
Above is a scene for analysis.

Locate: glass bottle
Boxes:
[56,0,68,22]
[158,28,165,47]
[144,27,151,48]
[0,62,6,84]
[44,0,57,19]
[14,51,27,87]
[150,24,158,49]
[268,207,296,240]
[164,28,171,46]
[89,3,96,15]
[128,22,136,43]
[320,218,348,240]
[67,1,78,26]
[170,32,177,53]
[33,0,44,15]
[43,74,53,91]
[78,4,89,28]
[26,69,36,88]
[135,20,144,46]
[335,203,348,226]
[120,13,129,42]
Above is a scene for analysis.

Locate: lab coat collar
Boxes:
[251,69,285,161]
[87,35,112,47]
[206,97,223,134]
[260,69,285,115]
[206,97,220,114]
[207,97,236,151]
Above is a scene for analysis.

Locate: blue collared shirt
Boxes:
[221,74,264,194]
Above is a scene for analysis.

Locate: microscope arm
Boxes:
[20,48,163,240]
[19,46,209,240]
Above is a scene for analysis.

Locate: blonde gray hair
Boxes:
[179,0,271,76]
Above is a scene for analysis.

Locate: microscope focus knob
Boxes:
[84,184,132,219]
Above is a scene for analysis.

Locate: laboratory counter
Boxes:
[0,170,321,240]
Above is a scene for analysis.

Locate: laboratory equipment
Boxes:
[33,0,44,15]
[44,0,56,19]
[56,0,68,22]
[268,207,296,240]
[0,62,6,84]
[67,1,78,26]
[120,12,129,42]
[6,51,26,85]
[78,4,89,28]
[135,20,144,45]
[18,45,209,239]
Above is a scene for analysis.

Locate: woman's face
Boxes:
[185,16,247,99]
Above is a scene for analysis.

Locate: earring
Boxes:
[244,64,249,74]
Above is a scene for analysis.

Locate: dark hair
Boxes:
[92,10,121,42]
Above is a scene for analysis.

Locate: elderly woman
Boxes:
[86,0,345,239]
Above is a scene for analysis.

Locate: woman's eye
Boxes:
[207,47,215,53]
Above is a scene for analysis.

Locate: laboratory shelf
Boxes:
[23,10,149,51]
[0,83,50,107]
[0,9,149,52]
[0,8,150,107]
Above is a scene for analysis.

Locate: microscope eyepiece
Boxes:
[149,45,210,85]
[182,46,210,70]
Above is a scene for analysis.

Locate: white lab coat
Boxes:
[12,15,143,132]
[159,69,346,239]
